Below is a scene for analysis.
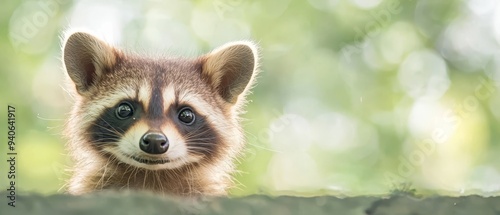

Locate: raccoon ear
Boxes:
[63,32,118,94]
[201,41,258,104]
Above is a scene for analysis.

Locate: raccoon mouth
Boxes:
[131,156,170,165]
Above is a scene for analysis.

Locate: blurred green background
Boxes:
[1,0,500,197]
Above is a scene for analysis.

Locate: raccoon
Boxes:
[62,31,258,196]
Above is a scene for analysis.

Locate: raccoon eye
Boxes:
[178,108,195,125]
[115,102,134,119]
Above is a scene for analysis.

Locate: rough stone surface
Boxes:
[1,191,499,215]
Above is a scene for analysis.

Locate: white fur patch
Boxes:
[162,85,176,110]
[100,87,135,108]
[160,121,188,161]
[178,90,213,117]
[137,83,151,111]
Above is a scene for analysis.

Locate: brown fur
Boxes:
[62,31,258,196]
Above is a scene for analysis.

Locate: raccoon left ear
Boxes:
[63,32,119,95]
[200,41,258,104]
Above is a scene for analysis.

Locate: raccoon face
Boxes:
[63,32,258,170]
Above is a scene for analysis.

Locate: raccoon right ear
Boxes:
[200,41,258,104]
[63,32,118,94]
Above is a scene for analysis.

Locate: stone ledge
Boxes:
[1,192,498,215]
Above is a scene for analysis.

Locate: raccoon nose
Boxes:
[140,132,169,154]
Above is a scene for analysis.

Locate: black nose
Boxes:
[140,132,169,154]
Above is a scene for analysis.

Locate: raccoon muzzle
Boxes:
[140,132,169,154]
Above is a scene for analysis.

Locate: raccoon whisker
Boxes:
[87,132,122,139]
[143,167,148,189]
[187,151,213,157]
[152,171,158,190]
[186,141,214,145]
[128,161,140,190]
[102,151,123,187]
[186,145,213,151]
[186,140,213,144]
[187,150,211,156]
[80,129,122,138]
[182,120,231,138]
[82,132,123,143]
[94,168,106,189]
[183,157,198,195]
[123,155,135,188]
[171,166,183,194]
[239,129,282,153]
[81,129,121,136]
[86,141,120,149]
[36,115,65,121]
[187,145,213,152]
[100,156,117,189]
[97,117,125,134]
[89,122,124,138]
[156,171,165,191]
[186,161,197,196]
[93,153,116,190]
[183,134,217,143]
[184,136,215,144]
[187,146,215,154]
[151,170,157,190]
[131,167,139,190]
[109,151,137,190]
[87,138,121,143]
[184,130,216,138]
[183,127,214,139]
[185,138,216,143]
[183,167,191,196]
[60,84,76,102]
[83,130,124,143]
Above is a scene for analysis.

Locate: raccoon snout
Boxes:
[140,132,169,154]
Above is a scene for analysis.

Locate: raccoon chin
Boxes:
[124,154,187,170]
[103,148,191,170]
[130,156,171,165]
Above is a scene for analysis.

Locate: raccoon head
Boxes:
[63,32,258,171]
